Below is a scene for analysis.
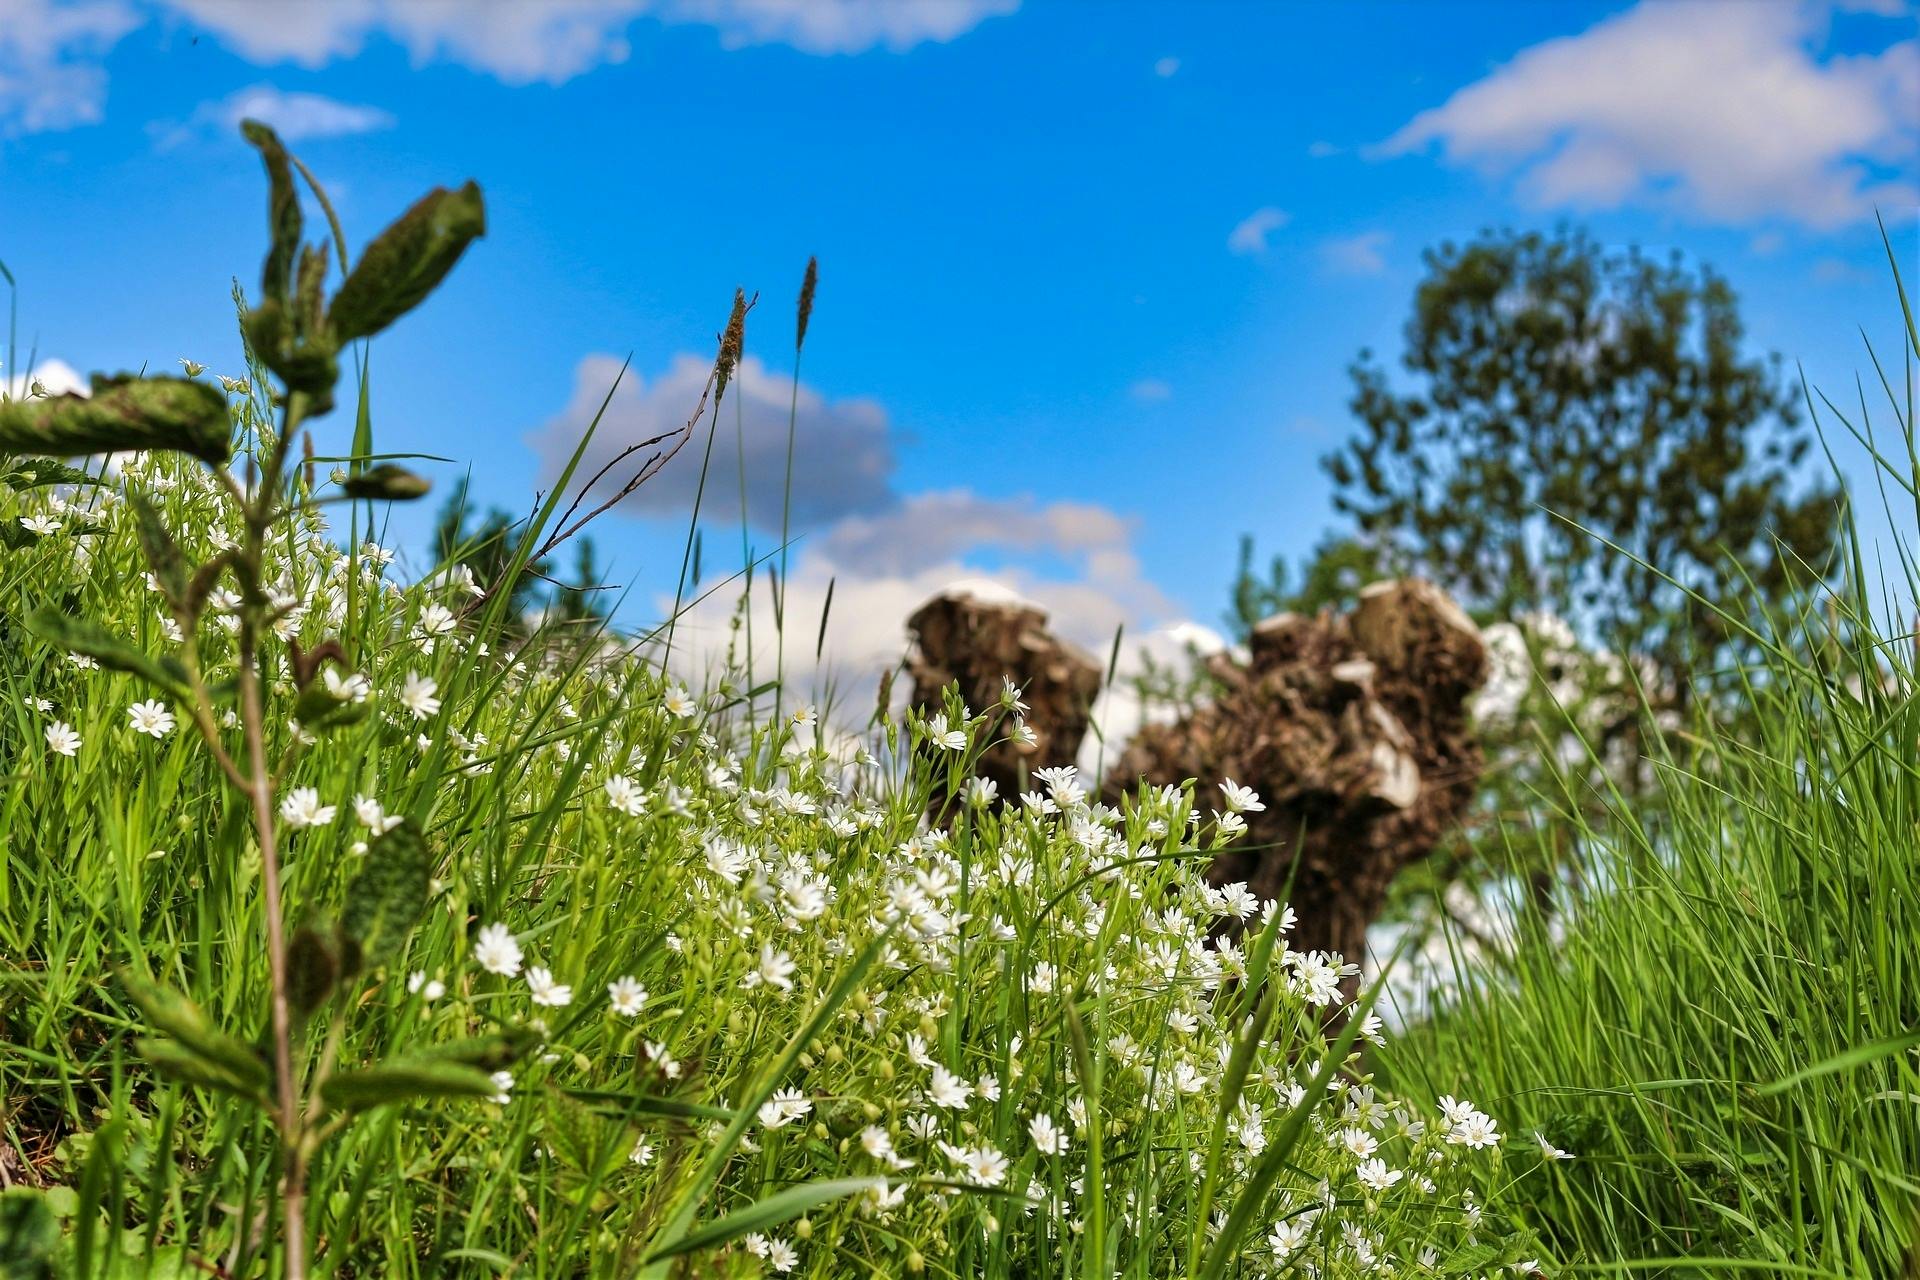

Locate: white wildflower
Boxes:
[278,787,336,829]
[608,976,647,1016]
[473,923,523,977]
[45,722,81,757]
[399,672,441,720]
[526,966,572,1008]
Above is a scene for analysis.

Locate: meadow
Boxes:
[0,122,1913,1279]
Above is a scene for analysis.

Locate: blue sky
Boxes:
[2,0,1915,688]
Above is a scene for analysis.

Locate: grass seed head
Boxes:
[796,255,818,354]
[715,287,747,403]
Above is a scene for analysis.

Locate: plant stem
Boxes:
[774,345,800,721]
[235,397,309,1279]
[237,613,306,1278]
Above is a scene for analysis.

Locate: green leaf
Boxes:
[24,607,192,702]
[0,520,101,552]
[0,1188,59,1280]
[287,925,339,1019]
[242,298,339,410]
[1,458,97,490]
[562,1086,735,1124]
[0,375,230,465]
[129,492,190,613]
[295,242,330,339]
[134,1038,270,1106]
[1758,1028,1920,1097]
[328,182,486,343]
[241,119,301,304]
[542,1089,622,1176]
[417,1028,540,1072]
[292,680,371,733]
[119,971,270,1094]
[1195,944,1401,1280]
[349,360,374,473]
[339,463,430,502]
[337,819,434,975]
[640,929,894,1275]
[320,1058,498,1112]
[1437,1242,1503,1275]
[0,522,40,551]
[640,1178,888,1266]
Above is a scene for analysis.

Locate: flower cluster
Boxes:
[1,440,1549,1276]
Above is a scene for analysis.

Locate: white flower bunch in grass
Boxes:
[0,215,1552,1277]
[411,679,1543,1277]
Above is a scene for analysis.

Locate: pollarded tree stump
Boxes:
[1107,580,1488,975]
[905,588,1103,804]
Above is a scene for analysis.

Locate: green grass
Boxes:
[1381,294,1920,1277]
[0,127,1541,1278]
[3,120,1913,1280]
[0,422,1542,1278]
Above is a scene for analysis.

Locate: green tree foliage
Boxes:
[432,478,610,632]
[1321,227,1838,694]
[550,537,612,628]
[1225,531,1385,639]
[1226,228,1845,936]
[433,476,544,620]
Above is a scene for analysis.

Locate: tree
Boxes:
[1226,532,1386,640]
[433,476,548,625]
[432,481,611,634]
[1219,229,1843,949]
[1118,579,1489,986]
[548,537,612,629]
[1323,227,1838,699]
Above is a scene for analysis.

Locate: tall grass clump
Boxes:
[0,124,1551,1276]
[1384,275,1920,1277]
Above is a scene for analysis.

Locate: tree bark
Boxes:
[903,580,1488,993]
[1107,580,1488,980]
[905,589,1103,803]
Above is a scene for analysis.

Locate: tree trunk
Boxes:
[902,580,1488,998]
[1108,580,1489,988]
[905,588,1103,804]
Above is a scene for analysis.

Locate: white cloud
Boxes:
[1,0,1016,135]
[151,84,394,149]
[1378,1,1919,229]
[3,357,87,399]
[1306,140,1341,159]
[813,489,1139,577]
[530,351,1205,737]
[1812,256,1873,283]
[1227,206,1288,256]
[1320,230,1389,275]
[661,491,1206,763]
[0,0,139,134]
[160,0,1013,83]
[663,0,1018,55]
[1128,377,1172,402]
[663,506,1184,735]
[165,0,650,82]
[528,353,1169,605]
[528,352,898,531]
[1153,55,1180,77]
